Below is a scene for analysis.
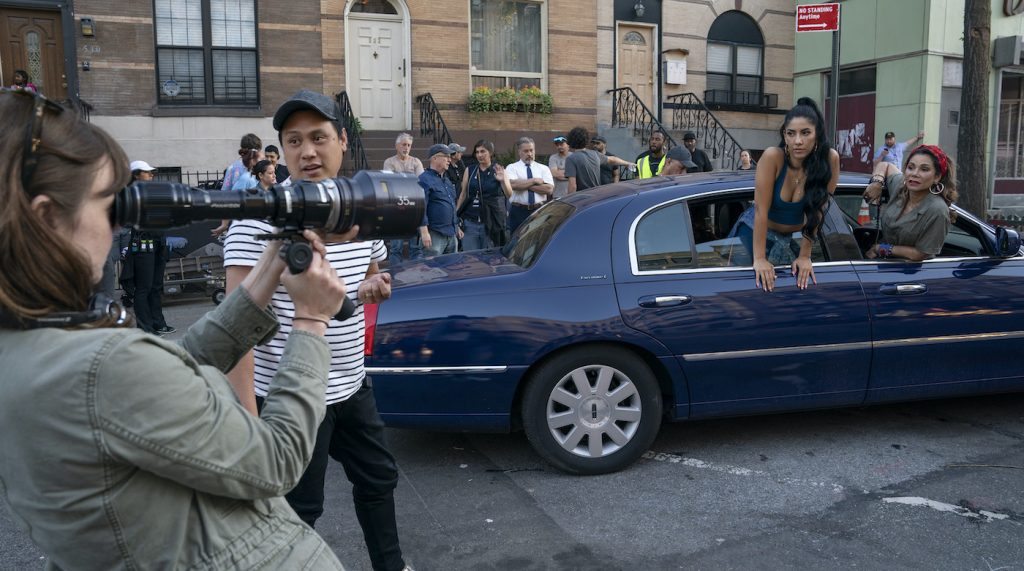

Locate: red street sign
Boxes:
[796,3,840,33]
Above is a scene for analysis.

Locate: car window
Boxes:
[687,194,827,268]
[635,202,694,271]
[835,187,991,260]
[504,201,574,269]
[941,219,988,257]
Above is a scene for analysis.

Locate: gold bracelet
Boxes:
[293,316,329,327]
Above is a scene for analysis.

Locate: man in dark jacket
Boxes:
[683,131,714,172]
[418,144,462,257]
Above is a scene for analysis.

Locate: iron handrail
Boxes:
[665,92,745,170]
[415,93,453,146]
[606,87,678,150]
[334,91,370,175]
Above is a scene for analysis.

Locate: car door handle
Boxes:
[879,283,927,295]
[638,295,693,308]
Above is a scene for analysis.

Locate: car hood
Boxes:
[389,249,524,288]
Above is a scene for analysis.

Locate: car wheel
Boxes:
[212,288,226,305]
[522,346,662,475]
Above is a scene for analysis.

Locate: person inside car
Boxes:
[862,144,958,261]
[732,97,841,292]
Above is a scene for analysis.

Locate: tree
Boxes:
[956,0,991,216]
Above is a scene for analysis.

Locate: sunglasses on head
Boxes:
[1,88,67,191]
[1,89,120,227]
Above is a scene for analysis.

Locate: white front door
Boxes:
[348,17,405,130]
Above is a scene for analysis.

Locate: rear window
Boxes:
[503,201,575,268]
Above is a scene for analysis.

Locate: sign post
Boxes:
[796,3,841,145]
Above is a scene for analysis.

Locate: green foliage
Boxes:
[467,85,554,114]
[346,115,363,137]
[468,87,493,113]
[493,145,519,166]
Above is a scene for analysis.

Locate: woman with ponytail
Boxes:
[733,97,840,291]
[862,145,958,261]
[212,133,263,235]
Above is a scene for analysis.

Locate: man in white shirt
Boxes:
[223,90,411,571]
[505,136,554,233]
[382,133,424,264]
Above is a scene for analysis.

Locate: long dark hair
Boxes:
[779,97,832,237]
[473,139,495,166]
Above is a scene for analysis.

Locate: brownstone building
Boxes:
[0,0,794,172]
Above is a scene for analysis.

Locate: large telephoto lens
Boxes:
[113,171,425,240]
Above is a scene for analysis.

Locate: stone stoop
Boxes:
[360,130,433,171]
[599,126,646,164]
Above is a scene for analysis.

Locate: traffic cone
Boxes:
[857,199,871,225]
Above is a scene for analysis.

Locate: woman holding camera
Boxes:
[862,144,958,261]
[0,90,349,568]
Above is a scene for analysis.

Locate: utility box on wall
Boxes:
[663,48,688,85]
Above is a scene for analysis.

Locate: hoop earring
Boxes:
[930,182,944,195]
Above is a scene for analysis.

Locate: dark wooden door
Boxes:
[0,8,66,99]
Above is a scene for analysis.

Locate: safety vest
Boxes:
[636,154,667,179]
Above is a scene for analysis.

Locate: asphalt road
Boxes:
[3,299,1023,570]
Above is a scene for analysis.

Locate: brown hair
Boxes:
[0,93,131,327]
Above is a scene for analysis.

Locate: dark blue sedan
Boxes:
[366,172,1024,475]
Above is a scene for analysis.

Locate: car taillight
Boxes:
[363,303,378,356]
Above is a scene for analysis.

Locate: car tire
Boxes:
[212,288,226,305]
[522,346,662,475]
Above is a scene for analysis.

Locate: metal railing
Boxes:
[335,91,370,175]
[416,93,453,146]
[703,89,779,109]
[61,97,93,122]
[153,169,225,189]
[606,87,678,149]
[666,92,745,171]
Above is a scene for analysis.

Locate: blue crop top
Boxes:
[767,162,806,226]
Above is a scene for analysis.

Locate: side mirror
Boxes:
[995,226,1022,257]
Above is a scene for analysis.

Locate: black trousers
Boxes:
[131,251,167,333]
[508,204,536,234]
[258,383,405,571]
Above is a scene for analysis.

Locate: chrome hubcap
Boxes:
[546,364,642,458]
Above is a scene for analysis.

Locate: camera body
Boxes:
[115,170,425,241]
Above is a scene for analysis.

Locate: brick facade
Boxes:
[68,0,793,170]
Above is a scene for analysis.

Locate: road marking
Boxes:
[641,450,847,493]
[882,497,1010,522]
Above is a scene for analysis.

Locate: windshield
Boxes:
[502,201,575,268]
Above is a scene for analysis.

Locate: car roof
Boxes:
[561,171,874,213]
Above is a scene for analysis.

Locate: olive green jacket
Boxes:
[0,289,344,570]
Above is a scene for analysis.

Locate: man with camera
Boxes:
[224,90,412,571]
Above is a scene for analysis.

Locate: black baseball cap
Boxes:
[683,131,697,141]
[590,135,607,144]
[273,89,339,131]
[884,131,895,138]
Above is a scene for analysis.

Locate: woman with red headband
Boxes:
[862,144,959,261]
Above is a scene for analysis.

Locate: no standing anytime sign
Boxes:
[796,3,840,33]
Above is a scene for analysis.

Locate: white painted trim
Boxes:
[344,0,412,130]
